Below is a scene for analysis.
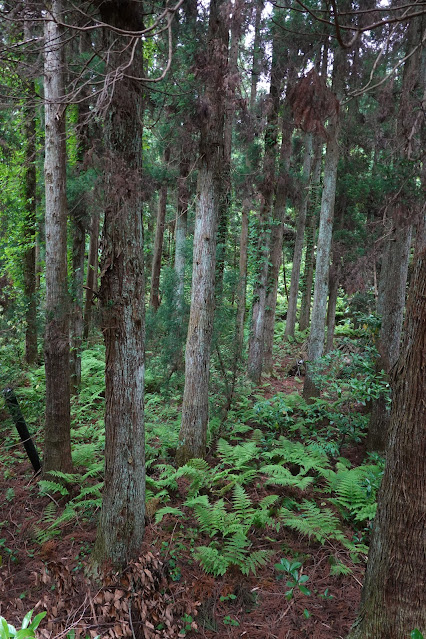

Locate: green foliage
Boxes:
[0,610,46,639]
[274,559,311,599]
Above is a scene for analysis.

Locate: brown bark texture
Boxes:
[348,249,426,639]
[43,0,72,474]
[23,80,38,365]
[93,0,145,568]
[177,0,229,465]
[83,210,100,340]
[150,146,170,311]
[247,21,282,383]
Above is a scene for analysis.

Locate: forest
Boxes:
[0,0,425,637]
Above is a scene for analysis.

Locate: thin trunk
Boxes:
[175,153,190,310]
[70,211,85,394]
[150,146,170,311]
[216,1,243,295]
[23,76,38,365]
[83,209,100,340]
[368,17,423,451]
[348,248,426,639]
[43,0,72,474]
[298,140,322,332]
[235,199,249,354]
[263,112,293,373]
[177,0,229,465]
[325,263,339,353]
[249,0,264,113]
[93,1,145,568]
[247,20,282,383]
[303,49,345,400]
[285,133,314,339]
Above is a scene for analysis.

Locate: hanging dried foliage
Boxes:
[288,69,340,138]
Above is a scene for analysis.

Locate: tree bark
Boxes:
[285,132,314,339]
[70,208,85,394]
[249,0,264,113]
[263,111,293,373]
[299,140,322,332]
[177,0,229,465]
[247,19,282,383]
[174,151,190,311]
[235,199,249,355]
[43,0,72,474]
[348,248,426,639]
[325,261,339,353]
[23,75,38,365]
[303,49,345,400]
[93,0,145,568]
[83,209,100,340]
[150,146,170,311]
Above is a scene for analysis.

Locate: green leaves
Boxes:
[0,611,46,639]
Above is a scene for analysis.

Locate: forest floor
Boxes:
[0,347,371,639]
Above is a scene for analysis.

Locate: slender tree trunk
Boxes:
[247,20,282,383]
[150,146,170,310]
[215,3,242,295]
[23,76,38,365]
[285,133,314,339]
[177,0,229,465]
[367,17,423,451]
[299,140,322,331]
[303,50,344,400]
[348,248,426,639]
[43,0,72,474]
[83,209,100,340]
[174,153,190,310]
[93,0,145,568]
[235,199,249,354]
[263,112,293,373]
[70,210,85,394]
[325,262,339,353]
[249,0,264,113]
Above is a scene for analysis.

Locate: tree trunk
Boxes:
[368,17,423,451]
[150,146,170,310]
[83,209,100,340]
[177,0,229,465]
[23,75,38,365]
[93,0,145,568]
[303,50,344,400]
[235,199,249,355]
[43,0,72,474]
[299,140,322,332]
[348,248,426,639]
[70,210,85,394]
[174,151,190,312]
[247,19,282,383]
[249,0,264,113]
[263,111,293,373]
[325,262,339,353]
[285,133,314,339]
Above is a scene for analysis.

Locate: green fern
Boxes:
[39,479,69,497]
[194,532,272,577]
[280,500,345,544]
[155,507,184,523]
[260,465,314,490]
[324,463,382,523]
[262,437,330,475]
[216,439,260,469]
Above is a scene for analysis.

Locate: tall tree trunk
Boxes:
[83,209,100,340]
[249,0,264,113]
[70,209,85,394]
[285,133,314,339]
[215,0,243,296]
[43,0,72,474]
[247,19,282,383]
[176,0,229,465]
[367,17,423,452]
[174,151,190,311]
[348,248,426,639]
[299,140,322,332]
[303,50,345,400]
[325,261,339,353]
[23,75,38,365]
[235,199,249,354]
[263,111,293,373]
[150,146,170,310]
[93,0,145,568]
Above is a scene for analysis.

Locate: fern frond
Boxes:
[242,549,273,576]
[39,480,69,497]
[280,500,342,543]
[155,507,184,523]
[260,465,313,490]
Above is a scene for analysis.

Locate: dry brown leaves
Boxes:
[288,70,340,139]
[31,551,199,639]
